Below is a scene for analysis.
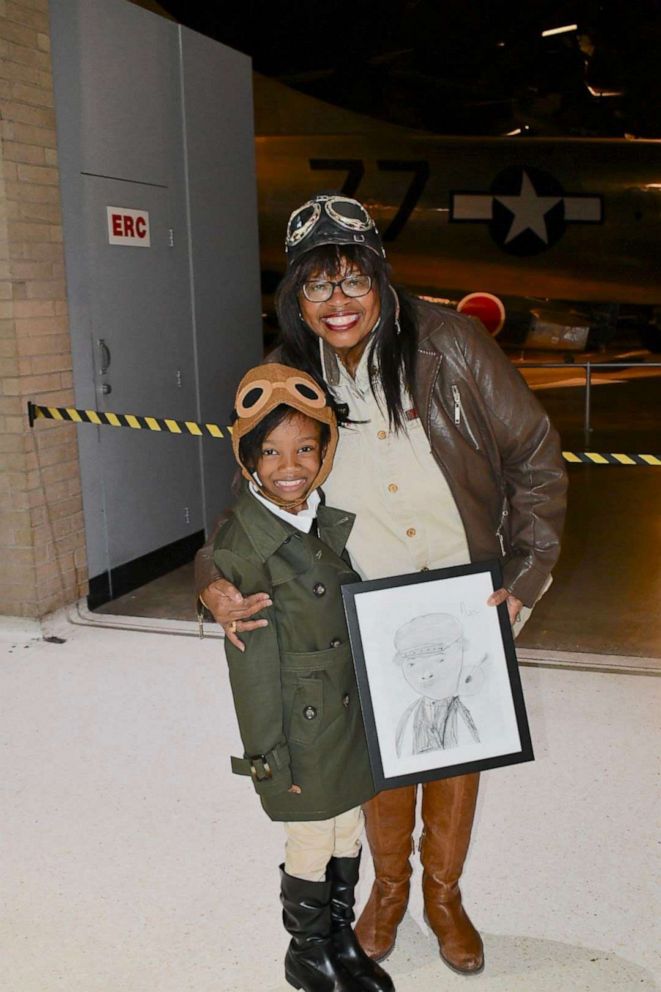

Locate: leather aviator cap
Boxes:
[232,363,338,504]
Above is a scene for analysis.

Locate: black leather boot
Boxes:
[329,854,395,992]
[280,865,364,991]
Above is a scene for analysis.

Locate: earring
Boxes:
[390,284,401,335]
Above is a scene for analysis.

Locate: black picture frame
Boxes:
[341,560,533,791]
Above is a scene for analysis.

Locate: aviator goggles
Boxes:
[302,273,372,303]
[284,195,385,265]
[399,636,462,662]
[235,373,327,420]
[286,196,375,247]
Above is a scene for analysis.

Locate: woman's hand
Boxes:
[200,579,272,652]
[487,587,523,626]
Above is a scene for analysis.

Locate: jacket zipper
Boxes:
[496,501,509,555]
[451,384,480,450]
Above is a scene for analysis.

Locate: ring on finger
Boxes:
[227,620,237,634]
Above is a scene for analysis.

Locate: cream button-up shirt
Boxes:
[321,343,470,581]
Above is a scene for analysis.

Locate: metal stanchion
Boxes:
[583,362,593,447]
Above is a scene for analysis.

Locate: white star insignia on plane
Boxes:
[494,171,561,244]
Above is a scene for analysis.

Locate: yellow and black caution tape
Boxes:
[27,401,229,438]
[27,401,660,464]
[562,451,660,466]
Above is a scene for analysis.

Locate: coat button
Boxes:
[313,582,326,597]
[330,638,342,648]
[303,705,317,720]
[342,693,350,708]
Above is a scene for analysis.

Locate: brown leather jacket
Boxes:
[195,300,567,607]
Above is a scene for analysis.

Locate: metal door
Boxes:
[83,174,202,581]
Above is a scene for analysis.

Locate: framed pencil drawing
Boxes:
[341,560,533,791]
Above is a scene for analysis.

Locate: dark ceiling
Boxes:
[158,0,660,138]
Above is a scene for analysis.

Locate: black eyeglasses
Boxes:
[302,274,372,303]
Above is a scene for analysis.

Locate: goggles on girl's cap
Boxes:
[285,195,385,265]
[231,363,339,503]
[236,373,327,419]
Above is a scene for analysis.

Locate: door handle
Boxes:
[98,339,111,374]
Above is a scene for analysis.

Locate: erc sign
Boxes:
[106,206,151,247]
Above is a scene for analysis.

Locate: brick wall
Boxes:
[0,0,87,617]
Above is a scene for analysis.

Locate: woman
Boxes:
[196,194,567,975]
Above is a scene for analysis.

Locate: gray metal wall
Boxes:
[49,0,262,585]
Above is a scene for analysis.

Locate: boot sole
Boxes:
[423,911,485,976]
[285,970,302,989]
[439,951,485,976]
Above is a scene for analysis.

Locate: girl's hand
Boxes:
[200,579,272,652]
[288,784,302,794]
[487,587,523,626]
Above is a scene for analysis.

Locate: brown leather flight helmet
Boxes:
[232,363,338,506]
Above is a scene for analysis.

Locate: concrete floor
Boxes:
[1,614,659,992]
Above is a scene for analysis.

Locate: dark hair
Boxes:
[274,244,418,431]
[234,404,330,471]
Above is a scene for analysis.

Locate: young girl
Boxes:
[214,363,393,992]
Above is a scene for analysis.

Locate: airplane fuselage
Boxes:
[256,133,660,309]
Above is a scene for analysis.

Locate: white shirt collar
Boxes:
[248,483,321,533]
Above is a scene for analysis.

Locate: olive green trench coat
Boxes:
[214,489,375,821]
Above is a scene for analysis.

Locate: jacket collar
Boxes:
[412,304,445,431]
[317,503,355,557]
[232,489,301,562]
[232,488,355,562]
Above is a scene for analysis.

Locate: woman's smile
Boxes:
[321,310,362,333]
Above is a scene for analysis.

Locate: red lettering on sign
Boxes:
[135,216,146,238]
[124,216,135,237]
[111,214,123,236]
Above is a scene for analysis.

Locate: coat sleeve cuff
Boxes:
[231,742,293,796]
[502,558,551,607]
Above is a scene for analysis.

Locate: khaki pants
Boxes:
[284,806,364,882]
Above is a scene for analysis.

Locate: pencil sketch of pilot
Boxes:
[394,613,487,758]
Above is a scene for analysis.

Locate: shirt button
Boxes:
[377,430,387,440]
[406,528,416,538]
[388,483,398,493]
[330,638,342,648]
[342,693,350,708]
[313,582,326,597]
[303,705,317,720]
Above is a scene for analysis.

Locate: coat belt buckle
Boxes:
[249,755,272,781]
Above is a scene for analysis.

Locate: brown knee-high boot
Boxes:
[354,786,417,961]
[420,773,484,974]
